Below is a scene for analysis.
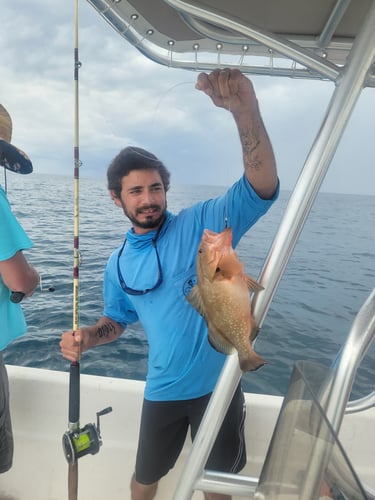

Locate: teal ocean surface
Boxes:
[3,173,375,400]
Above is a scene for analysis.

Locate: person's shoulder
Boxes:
[107,244,122,262]
[165,206,199,229]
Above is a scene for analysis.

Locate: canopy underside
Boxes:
[87,0,375,84]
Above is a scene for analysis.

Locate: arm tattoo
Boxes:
[96,322,116,339]
[240,127,261,171]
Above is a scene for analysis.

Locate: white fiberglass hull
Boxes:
[1,365,374,500]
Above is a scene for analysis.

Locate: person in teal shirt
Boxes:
[60,69,279,500]
[0,104,39,473]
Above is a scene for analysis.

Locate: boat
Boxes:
[2,1,375,498]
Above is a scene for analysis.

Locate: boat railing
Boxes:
[255,356,372,500]
[296,287,375,500]
[172,0,375,497]
[172,288,375,499]
[321,288,375,430]
[346,391,375,414]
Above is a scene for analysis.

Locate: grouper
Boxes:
[187,227,265,372]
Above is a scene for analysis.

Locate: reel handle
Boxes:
[63,406,113,464]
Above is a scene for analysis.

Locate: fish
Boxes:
[187,227,265,372]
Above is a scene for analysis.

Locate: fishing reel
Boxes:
[62,406,112,464]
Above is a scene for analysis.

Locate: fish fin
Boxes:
[238,351,266,372]
[245,275,264,293]
[250,324,260,342]
[207,325,236,355]
[187,287,235,355]
[186,286,207,318]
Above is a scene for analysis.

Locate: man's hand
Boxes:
[195,68,257,115]
[60,317,124,362]
[60,329,85,362]
[196,67,278,199]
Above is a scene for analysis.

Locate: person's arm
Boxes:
[195,68,278,200]
[0,250,39,296]
[60,316,124,363]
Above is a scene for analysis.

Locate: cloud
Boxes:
[1,1,374,195]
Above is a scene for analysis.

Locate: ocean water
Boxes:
[3,173,375,400]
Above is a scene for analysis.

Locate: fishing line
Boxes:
[99,80,195,150]
[2,167,8,193]
[151,80,195,123]
[225,94,234,228]
[147,75,234,231]
[10,275,55,303]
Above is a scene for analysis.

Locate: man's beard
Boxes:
[122,203,167,230]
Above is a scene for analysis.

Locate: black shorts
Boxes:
[135,384,246,485]
[0,354,13,473]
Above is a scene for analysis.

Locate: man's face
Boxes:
[111,169,167,234]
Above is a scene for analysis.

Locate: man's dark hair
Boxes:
[107,146,170,198]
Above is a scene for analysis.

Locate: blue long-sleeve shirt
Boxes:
[103,175,278,400]
[0,186,33,350]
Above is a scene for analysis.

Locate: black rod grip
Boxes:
[68,362,80,425]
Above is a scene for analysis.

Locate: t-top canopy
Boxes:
[86,0,375,85]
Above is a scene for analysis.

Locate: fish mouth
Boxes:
[202,227,233,246]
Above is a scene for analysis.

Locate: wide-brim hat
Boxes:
[0,104,33,174]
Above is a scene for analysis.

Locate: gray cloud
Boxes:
[1,1,374,195]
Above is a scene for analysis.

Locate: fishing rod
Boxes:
[10,275,55,303]
[62,2,111,498]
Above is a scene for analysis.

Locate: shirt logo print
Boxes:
[183,276,197,296]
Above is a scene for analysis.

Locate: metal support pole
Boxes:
[253,0,375,330]
[173,0,375,497]
[326,288,375,430]
[300,288,375,500]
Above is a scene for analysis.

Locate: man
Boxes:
[0,104,39,472]
[60,68,279,499]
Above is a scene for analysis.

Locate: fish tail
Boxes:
[239,351,266,372]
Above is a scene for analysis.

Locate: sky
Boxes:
[1,0,374,195]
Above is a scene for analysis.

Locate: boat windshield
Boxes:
[256,360,368,500]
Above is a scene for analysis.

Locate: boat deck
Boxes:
[1,365,374,499]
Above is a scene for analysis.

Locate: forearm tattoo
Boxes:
[96,322,116,339]
[240,127,261,171]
